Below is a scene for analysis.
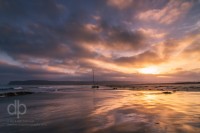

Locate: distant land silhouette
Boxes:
[8,80,200,85]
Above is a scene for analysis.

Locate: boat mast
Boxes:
[91,68,99,88]
[92,69,94,85]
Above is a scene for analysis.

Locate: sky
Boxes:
[0,0,200,83]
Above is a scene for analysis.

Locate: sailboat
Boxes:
[91,69,99,89]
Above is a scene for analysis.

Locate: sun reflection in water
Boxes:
[89,90,200,133]
[144,93,156,101]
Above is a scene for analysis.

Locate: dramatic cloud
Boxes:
[137,0,193,24]
[83,33,200,79]
[138,28,166,39]
[0,0,199,83]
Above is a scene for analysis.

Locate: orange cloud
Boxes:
[86,58,137,74]
[148,34,200,74]
[138,28,166,39]
[137,0,192,24]
[84,23,101,33]
[84,33,200,76]
[153,34,200,58]
[107,0,133,9]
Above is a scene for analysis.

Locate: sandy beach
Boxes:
[0,85,200,133]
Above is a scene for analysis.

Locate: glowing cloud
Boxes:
[107,0,133,9]
[137,0,192,24]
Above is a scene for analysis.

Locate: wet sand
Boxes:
[0,87,200,133]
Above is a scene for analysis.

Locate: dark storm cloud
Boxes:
[114,51,163,67]
[0,61,66,83]
[0,24,70,59]
[0,0,65,23]
[97,21,147,50]
[0,0,146,62]
[0,62,61,75]
[0,0,99,60]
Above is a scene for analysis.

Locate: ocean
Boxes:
[0,84,200,133]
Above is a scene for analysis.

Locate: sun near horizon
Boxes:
[0,0,200,84]
[138,67,160,75]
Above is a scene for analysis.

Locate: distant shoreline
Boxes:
[8,80,200,86]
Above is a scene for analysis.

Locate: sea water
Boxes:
[0,85,199,133]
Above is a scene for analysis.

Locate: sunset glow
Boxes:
[0,0,200,83]
[1,1,200,133]
[139,67,159,75]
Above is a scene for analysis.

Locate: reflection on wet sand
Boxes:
[90,91,200,133]
[0,89,199,133]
